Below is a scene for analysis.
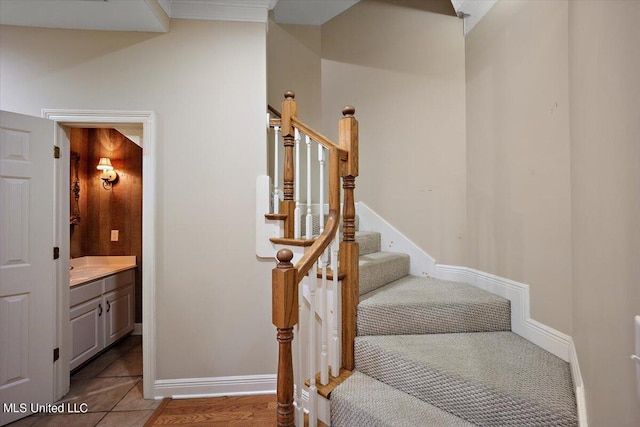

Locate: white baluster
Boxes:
[294,280,304,427]
[273,126,280,214]
[305,135,312,238]
[318,144,329,385]
[320,250,329,385]
[308,263,318,427]
[294,128,301,239]
[330,232,341,377]
[318,145,325,233]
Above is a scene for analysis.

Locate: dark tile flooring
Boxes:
[9,335,158,427]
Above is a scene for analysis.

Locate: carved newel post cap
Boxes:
[284,90,295,99]
[342,105,356,117]
[276,249,294,269]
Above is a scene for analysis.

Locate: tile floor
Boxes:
[9,335,159,427]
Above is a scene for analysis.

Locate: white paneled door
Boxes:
[0,111,55,426]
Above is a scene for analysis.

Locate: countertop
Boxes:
[70,256,136,288]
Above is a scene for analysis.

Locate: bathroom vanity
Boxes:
[69,256,136,370]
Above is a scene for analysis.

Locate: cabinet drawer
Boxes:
[104,269,135,293]
[70,279,103,307]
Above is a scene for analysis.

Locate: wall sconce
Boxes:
[97,157,117,190]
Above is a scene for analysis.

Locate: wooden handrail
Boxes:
[294,147,341,282]
[268,104,282,118]
[291,118,346,157]
[271,91,358,427]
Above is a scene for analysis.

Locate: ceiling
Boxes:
[0,0,496,35]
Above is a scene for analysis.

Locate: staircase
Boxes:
[329,229,578,426]
[264,92,578,426]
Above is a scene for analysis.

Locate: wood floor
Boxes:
[144,394,327,426]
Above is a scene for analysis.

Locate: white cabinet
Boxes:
[104,284,134,347]
[69,295,104,370]
[69,269,135,371]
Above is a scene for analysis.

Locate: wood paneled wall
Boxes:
[70,128,143,322]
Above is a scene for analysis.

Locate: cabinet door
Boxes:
[70,297,104,371]
[104,285,134,347]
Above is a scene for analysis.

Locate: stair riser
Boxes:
[359,254,410,295]
[354,339,578,427]
[355,232,381,256]
[358,301,511,336]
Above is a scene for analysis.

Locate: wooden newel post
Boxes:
[280,91,298,238]
[338,106,359,370]
[272,249,298,427]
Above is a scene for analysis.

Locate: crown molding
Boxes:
[169,0,277,23]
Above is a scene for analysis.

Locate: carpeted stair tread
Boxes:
[330,371,474,427]
[359,252,410,295]
[358,275,511,335]
[355,230,381,256]
[355,332,577,426]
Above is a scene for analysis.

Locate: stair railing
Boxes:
[268,91,359,427]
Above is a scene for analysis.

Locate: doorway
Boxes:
[43,110,156,401]
[68,126,142,369]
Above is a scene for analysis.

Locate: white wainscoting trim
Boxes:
[356,202,436,277]
[154,374,276,399]
[569,338,588,427]
[433,265,570,362]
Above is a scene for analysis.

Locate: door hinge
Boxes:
[53,347,59,363]
[53,247,60,260]
[54,146,60,159]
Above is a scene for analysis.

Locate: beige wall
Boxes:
[0,20,277,380]
[465,0,573,334]
[320,0,467,265]
[267,19,321,129]
[569,1,640,425]
[267,20,323,201]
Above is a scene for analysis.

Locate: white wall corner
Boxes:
[154,374,276,399]
[157,0,171,17]
[569,338,589,427]
[450,0,498,36]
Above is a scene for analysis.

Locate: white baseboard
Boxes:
[132,323,143,336]
[154,374,276,399]
[569,339,589,427]
[433,264,570,362]
[356,202,436,277]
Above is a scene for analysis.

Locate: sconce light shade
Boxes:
[97,157,117,190]
[97,157,114,171]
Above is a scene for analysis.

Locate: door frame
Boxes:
[42,109,157,399]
